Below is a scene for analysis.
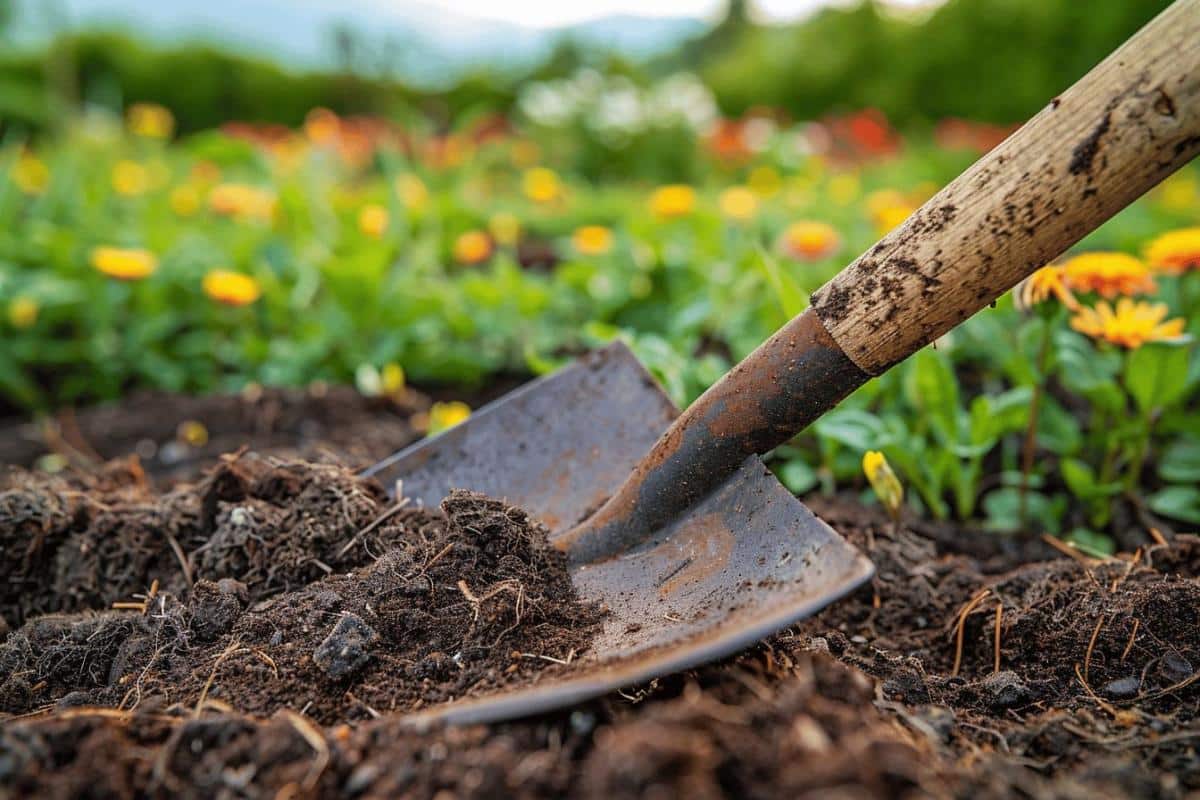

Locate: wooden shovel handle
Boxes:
[812,0,1200,374]
[563,0,1200,564]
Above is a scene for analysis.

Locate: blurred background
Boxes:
[0,0,1172,140]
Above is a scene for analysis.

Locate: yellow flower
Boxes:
[202,270,261,306]
[827,173,860,206]
[209,183,276,222]
[866,188,915,235]
[572,225,614,256]
[718,186,759,221]
[396,174,429,211]
[126,102,175,139]
[304,107,340,146]
[8,296,38,329]
[111,160,149,196]
[650,184,696,219]
[1070,298,1186,349]
[453,230,493,265]
[381,362,405,395]
[12,154,49,195]
[358,204,389,238]
[522,167,562,204]
[426,401,472,436]
[1155,171,1197,212]
[780,221,841,261]
[488,212,521,247]
[91,246,157,281]
[1145,228,1200,275]
[862,450,903,519]
[1014,265,1078,311]
[169,184,201,217]
[177,420,209,447]
[747,165,782,197]
[1063,252,1156,298]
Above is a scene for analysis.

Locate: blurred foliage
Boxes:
[695,0,1173,124]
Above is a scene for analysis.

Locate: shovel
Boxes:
[367,0,1200,727]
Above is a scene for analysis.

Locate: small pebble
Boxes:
[1100,676,1141,699]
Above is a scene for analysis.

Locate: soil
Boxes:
[3,387,1200,799]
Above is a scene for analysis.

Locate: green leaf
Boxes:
[1060,458,1096,497]
[903,347,959,439]
[1159,437,1200,483]
[1065,528,1116,557]
[1147,486,1200,525]
[750,247,806,319]
[776,458,818,494]
[1124,342,1192,415]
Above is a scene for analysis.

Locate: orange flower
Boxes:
[202,270,261,306]
[572,225,614,256]
[1070,298,1186,349]
[91,246,157,281]
[649,185,696,219]
[209,183,276,222]
[358,204,389,238]
[1015,265,1078,311]
[780,221,841,261]
[1145,228,1200,275]
[1062,252,1155,298]
[453,230,492,265]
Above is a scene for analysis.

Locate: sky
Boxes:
[365,0,863,28]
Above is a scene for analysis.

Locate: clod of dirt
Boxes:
[1,486,605,723]
[313,613,378,679]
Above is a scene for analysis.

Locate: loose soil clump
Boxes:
[1,465,603,723]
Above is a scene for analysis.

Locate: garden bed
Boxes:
[2,389,1198,798]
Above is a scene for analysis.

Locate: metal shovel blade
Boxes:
[364,342,873,727]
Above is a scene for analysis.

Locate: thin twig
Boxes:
[283,709,330,791]
[194,640,243,718]
[952,588,991,677]
[1121,619,1140,663]
[993,602,1003,674]
[337,499,410,557]
[1084,613,1107,682]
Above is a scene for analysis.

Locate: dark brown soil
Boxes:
[3,389,1200,799]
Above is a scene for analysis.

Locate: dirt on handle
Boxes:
[0,458,604,724]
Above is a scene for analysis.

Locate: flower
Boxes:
[1145,228,1200,275]
[358,204,389,238]
[396,174,429,211]
[425,401,472,435]
[866,188,915,235]
[111,160,149,196]
[8,296,38,329]
[827,173,860,206]
[748,165,782,197]
[488,212,521,247]
[126,103,175,139]
[780,221,841,261]
[1155,172,1197,212]
[209,183,276,222]
[202,270,261,306]
[1014,265,1079,311]
[572,225,614,256]
[169,184,201,217]
[862,450,903,519]
[304,107,341,146]
[1070,298,1186,349]
[718,186,759,221]
[1062,252,1155,298]
[453,230,493,265]
[12,154,49,195]
[522,167,562,204]
[91,246,157,281]
[381,362,405,395]
[650,184,696,219]
[177,420,209,447]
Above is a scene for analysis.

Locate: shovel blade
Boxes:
[365,342,873,727]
